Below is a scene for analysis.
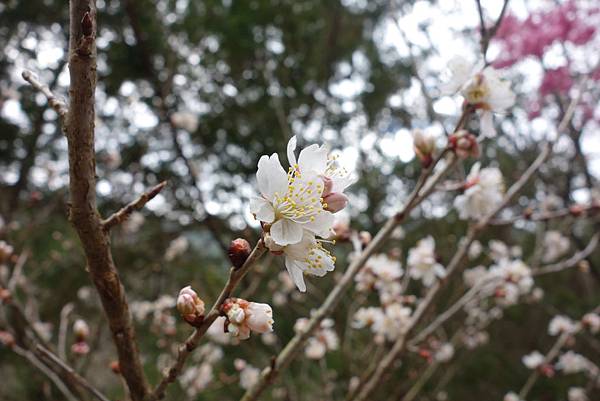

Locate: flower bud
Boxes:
[0,241,14,264]
[0,287,11,303]
[0,330,15,348]
[323,192,349,213]
[177,286,205,327]
[359,231,372,247]
[71,341,90,355]
[109,361,121,374]
[229,238,252,269]
[222,298,274,340]
[413,129,436,167]
[449,129,479,159]
[322,176,334,196]
[245,302,274,333]
[73,319,90,341]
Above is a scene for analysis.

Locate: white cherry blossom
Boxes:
[265,231,335,292]
[522,350,544,369]
[454,163,504,221]
[443,56,516,137]
[407,236,445,287]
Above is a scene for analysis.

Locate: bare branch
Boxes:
[21,70,69,123]
[534,233,599,276]
[101,181,167,231]
[35,344,112,401]
[12,344,78,401]
[64,1,149,399]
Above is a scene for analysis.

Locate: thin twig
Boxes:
[518,329,574,399]
[58,303,74,360]
[36,344,112,401]
[12,344,78,401]
[102,181,167,231]
[21,70,69,123]
[534,233,599,276]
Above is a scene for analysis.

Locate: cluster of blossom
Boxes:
[178,343,223,396]
[294,317,339,360]
[353,303,412,344]
[131,295,177,338]
[234,359,260,390]
[354,253,403,302]
[492,2,599,120]
[542,231,570,263]
[250,136,355,292]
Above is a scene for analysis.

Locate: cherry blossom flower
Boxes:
[355,254,403,293]
[222,298,274,340]
[555,351,591,374]
[522,350,544,369]
[265,231,335,292]
[435,343,455,362]
[454,163,504,220]
[287,136,356,213]
[353,303,412,343]
[235,360,260,390]
[251,137,352,246]
[542,231,570,263]
[582,313,600,334]
[180,363,213,396]
[407,236,445,287]
[352,306,385,329]
[568,387,589,401]
[548,315,578,336]
[443,56,515,137]
[412,129,436,167]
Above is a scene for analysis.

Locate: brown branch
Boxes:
[64,2,149,400]
[151,240,267,400]
[36,344,112,401]
[489,203,599,225]
[21,70,69,123]
[101,181,167,231]
[11,344,78,401]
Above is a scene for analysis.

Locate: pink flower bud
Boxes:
[449,130,479,160]
[177,286,205,326]
[222,298,274,340]
[71,341,90,355]
[322,176,334,196]
[413,129,436,167]
[323,192,349,213]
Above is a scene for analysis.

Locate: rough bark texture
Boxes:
[65,1,149,400]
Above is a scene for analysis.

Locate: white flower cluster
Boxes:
[222,298,274,340]
[251,136,355,292]
[294,317,339,360]
[548,315,578,336]
[353,303,412,344]
[354,254,403,302]
[542,231,570,263]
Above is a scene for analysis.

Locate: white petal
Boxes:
[257,154,288,200]
[480,111,496,138]
[287,136,297,166]
[285,258,307,292]
[249,197,275,222]
[298,144,328,174]
[442,56,474,94]
[302,212,334,238]
[270,219,304,246]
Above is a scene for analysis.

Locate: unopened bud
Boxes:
[359,231,372,247]
[539,364,555,377]
[449,129,479,160]
[177,286,205,327]
[569,204,585,217]
[73,319,90,341]
[229,238,252,269]
[413,129,436,168]
[0,330,15,348]
[0,241,14,264]
[71,341,90,355]
[323,192,349,213]
[110,361,121,374]
[0,287,11,303]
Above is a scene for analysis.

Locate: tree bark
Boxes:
[65,1,149,400]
